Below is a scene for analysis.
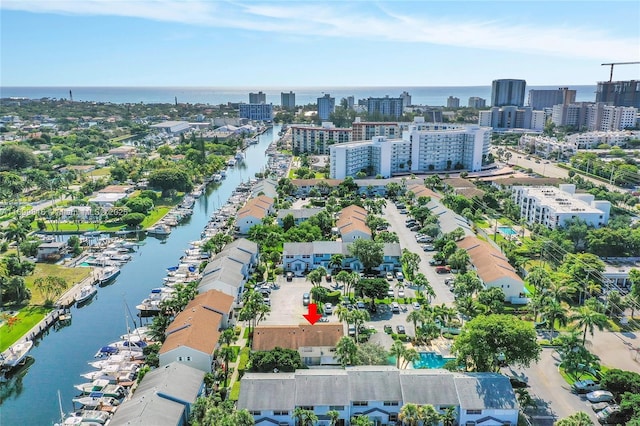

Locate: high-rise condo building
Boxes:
[468,97,486,108]
[239,103,273,121]
[528,88,576,110]
[249,91,266,104]
[596,80,640,108]
[491,79,526,107]
[281,92,296,110]
[400,91,412,108]
[317,94,336,121]
[366,96,404,118]
[447,96,460,108]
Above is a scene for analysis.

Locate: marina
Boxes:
[0,126,281,425]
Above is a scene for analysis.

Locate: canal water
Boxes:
[0,126,279,425]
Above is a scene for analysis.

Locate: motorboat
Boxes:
[98,266,120,286]
[213,174,222,182]
[72,392,121,410]
[61,410,111,425]
[146,224,171,236]
[75,285,97,306]
[0,340,33,370]
[226,158,237,167]
[74,380,126,398]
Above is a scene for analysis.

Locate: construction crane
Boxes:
[601,62,640,82]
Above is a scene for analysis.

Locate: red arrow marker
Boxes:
[303,303,323,325]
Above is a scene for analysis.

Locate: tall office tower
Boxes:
[468,97,486,108]
[400,91,412,108]
[366,96,404,118]
[447,96,460,108]
[317,94,336,121]
[281,91,296,110]
[596,80,640,108]
[491,79,526,107]
[528,87,576,110]
[346,96,355,109]
[249,91,266,104]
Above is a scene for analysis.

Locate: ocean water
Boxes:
[0,85,597,106]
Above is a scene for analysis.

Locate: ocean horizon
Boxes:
[0,85,597,107]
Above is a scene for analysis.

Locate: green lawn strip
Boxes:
[0,306,50,351]
[229,381,241,401]
[87,167,112,177]
[24,263,92,305]
[230,345,241,362]
[140,207,171,228]
[474,219,490,228]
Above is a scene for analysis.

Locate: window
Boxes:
[353,401,368,406]
[389,414,398,422]
[298,406,313,411]
[383,401,399,406]
[250,411,261,416]
[274,411,289,416]
[466,409,482,415]
[329,406,344,411]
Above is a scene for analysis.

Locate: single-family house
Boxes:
[236,195,274,234]
[456,236,527,303]
[238,367,519,426]
[276,208,324,227]
[108,146,137,159]
[36,241,67,261]
[282,241,401,276]
[336,205,371,242]
[252,324,344,366]
[108,362,205,426]
[159,291,229,373]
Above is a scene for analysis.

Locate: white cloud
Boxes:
[2,0,638,61]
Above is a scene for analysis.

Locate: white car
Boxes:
[586,390,614,403]
[397,289,405,298]
[324,303,333,315]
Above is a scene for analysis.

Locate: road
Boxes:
[383,202,455,306]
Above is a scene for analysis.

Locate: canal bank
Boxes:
[0,126,280,426]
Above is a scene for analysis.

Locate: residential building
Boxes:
[281,91,296,110]
[282,241,401,276]
[317,94,336,121]
[551,102,591,129]
[236,195,275,234]
[108,145,137,159]
[291,178,342,197]
[159,290,234,372]
[457,236,527,303]
[237,367,519,426]
[249,91,267,104]
[36,241,66,261]
[491,79,526,107]
[366,96,404,118]
[586,104,637,131]
[276,208,324,226]
[109,362,205,426]
[291,122,352,155]
[446,96,460,108]
[566,130,638,148]
[59,205,92,221]
[478,106,535,130]
[527,88,576,110]
[252,324,344,366]
[251,177,278,199]
[400,91,412,108]
[336,205,371,242]
[330,122,491,179]
[518,135,576,159]
[512,184,611,229]
[596,80,640,108]
[239,103,273,121]
[351,118,400,141]
[468,97,486,108]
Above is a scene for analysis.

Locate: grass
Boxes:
[243,327,250,339]
[24,263,92,305]
[230,345,241,362]
[229,381,241,401]
[38,206,172,233]
[109,134,133,143]
[474,219,490,228]
[86,167,111,177]
[0,306,50,351]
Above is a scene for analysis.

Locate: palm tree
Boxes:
[3,219,29,259]
[571,306,608,345]
[401,348,419,369]
[440,406,456,426]
[292,408,318,426]
[327,410,340,426]
[454,296,478,325]
[390,340,406,369]
[219,328,237,347]
[335,270,351,295]
[418,404,441,426]
[398,403,421,426]
[306,268,325,287]
[542,300,569,337]
[217,346,235,387]
[350,415,374,426]
[407,310,424,337]
[328,254,344,273]
[336,336,358,367]
[350,309,370,342]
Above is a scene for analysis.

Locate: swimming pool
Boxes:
[413,352,455,369]
[498,226,517,236]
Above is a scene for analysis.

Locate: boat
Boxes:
[98,266,120,286]
[146,224,171,236]
[75,285,97,306]
[61,410,112,425]
[235,151,245,161]
[226,158,237,167]
[213,174,222,182]
[72,392,121,410]
[220,169,227,178]
[74,380,126,398]
[0,340,34,370]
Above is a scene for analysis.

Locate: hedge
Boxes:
[229,382,241,401]
[237,347,250,378]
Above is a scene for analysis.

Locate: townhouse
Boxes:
[335,205,371,242]
[236,195,275,234]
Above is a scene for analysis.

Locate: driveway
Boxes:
[383,202,455,306]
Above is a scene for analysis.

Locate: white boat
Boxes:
[72,392,121,410]
[98,266,120,286]
[235,151,245,161]
[75,285,97,305]
[1,340,33,370]
[74,380,126,398]
[62,410,111,425]
[146,224,171,236]
[220,169,227,178]
[213,174,222,182]
[226,158,237,167]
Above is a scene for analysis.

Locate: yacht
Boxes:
[98,266,120,286]
[75,285,97,306]
[0,340,33,370]
[146,224,171,236]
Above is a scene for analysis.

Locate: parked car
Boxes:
[348,325,356,336]
[384,324,393,334]
[573,379,601,394]
[399,209,408,214]
[596,405,624,424]
[324,303,333,314]
[396,325,406,334]
[396,271,404,281]
[444,277,455,285]
[356,301,367,310]
[286,272,293,282]
[416,236,431,243]
[436,266,451,274]
[412,302,421,310]
[423,244,435,251]
[586,390,614,403]
[391,302,400,314]
[410,225,421,232]
[398,289,405,298]
[325,274,332,282]
[387,289,395,298]
[386,272,394,281]
[591,402,611,412]
[302,293,310,306]
[429,259,444,266]
[508,375,528,388]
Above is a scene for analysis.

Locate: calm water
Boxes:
[0,85,597,106]
[0,126,279,426]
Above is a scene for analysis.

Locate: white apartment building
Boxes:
[291,122,352,154]
[519,135,576,159]
[552,103,638,131]
[330,123,490,179]
[566,130,639,149]
[512,184,611,229]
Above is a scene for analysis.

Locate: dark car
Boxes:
[286,272,293,282]
[436,266,451,274]
[396,325,406,334]
[508,375,528,388]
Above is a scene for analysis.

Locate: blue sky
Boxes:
[1,1,639,87]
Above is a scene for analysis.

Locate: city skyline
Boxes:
[1,1,639,87]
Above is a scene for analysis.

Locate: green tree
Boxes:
[390,340,407,369]
[148,167,194,197]
[351,415,374,426]
[335,336,358,366]
[327,410,340,426]
[0,145,37,169]
[554,411,594,426]
[121,212,146,227]
[354,278,389,310]
[3,219,29,259]
[306,267,326,287]
[348,239,384,274]
[542,300,569,336]
[400,249,421,279]
[282,213,295,231]
[292,408,318,426]
[418,404,441,426]
[0,275,31,305]
[477,287,506,314]
[571,306,608,345]
[453,314,541,372]
[399,403,421,426]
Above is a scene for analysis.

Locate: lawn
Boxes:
[38,206,172,233]
[474,219,491,228]
[87,167,112,177]
[0,306,50,352]
[24,263,92,305]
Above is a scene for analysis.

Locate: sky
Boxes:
[1,0,639,87]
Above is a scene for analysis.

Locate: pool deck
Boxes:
[409,337,454,357]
